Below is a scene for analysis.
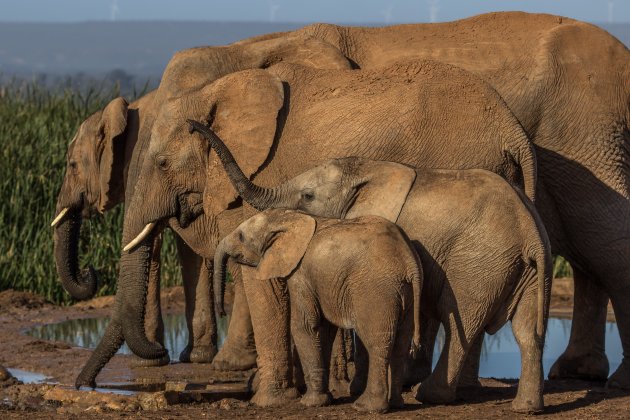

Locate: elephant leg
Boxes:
[415,313,471,404]
[510,292,545,413]
[132,233,170,367]
[458,333,484,387]
[328,328,351,393]
[607,280,630,389]
[211,265,257,371]
[405,316,439,387]
[352,327,395,413]
[549,267,609,381]
[242,266,298,406]
[389,308,414,409]
[289,280,333,407]
[349,335,368,397]
[175,237,217,363]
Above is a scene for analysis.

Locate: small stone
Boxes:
[0,365,12,381]
[138,391,168,410]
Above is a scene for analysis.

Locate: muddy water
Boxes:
[26,316,621,379]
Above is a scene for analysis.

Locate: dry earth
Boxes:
[0,277,627,418]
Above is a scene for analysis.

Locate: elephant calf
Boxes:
[191,122,553,413]
[214,209,422,413]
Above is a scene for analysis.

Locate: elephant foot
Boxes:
[352,391,388,413]
[413,379,456,404]
[549,350,609,381]
[191,345,218,363]
[300,390,332,407]
[250,386,299,407]
[130,353,170,368]
[212,342,257,371]
[511,395,544,414]
[607,360,630,389]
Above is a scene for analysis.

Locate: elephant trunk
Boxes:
[53,209,98,300]
[213,239,231,317]
[75,320,124,388]
[188,120,286,210]
[118,232,168,360]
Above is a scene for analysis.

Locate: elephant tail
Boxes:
[408,246,423,358]
[528,238,552,338]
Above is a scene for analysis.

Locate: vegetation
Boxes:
[0,82,182,304]
[0,81,572,304]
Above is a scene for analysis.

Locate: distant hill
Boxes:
[0,20,628,92]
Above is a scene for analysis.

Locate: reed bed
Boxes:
[0,82,182,304]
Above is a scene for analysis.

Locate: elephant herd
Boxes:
[50,11,630,414]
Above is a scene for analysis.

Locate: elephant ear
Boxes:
[97,97,129,212]
[202,69,284,216]
[345,161,417,223]
[256,211,316,281]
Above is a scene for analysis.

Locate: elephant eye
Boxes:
[156,155,169,170]
[301,191,314,202]
[69,160,78,170]
[238,231,244,242]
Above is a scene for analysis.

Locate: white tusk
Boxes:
[123,222,156,252]
[50,207,70,227]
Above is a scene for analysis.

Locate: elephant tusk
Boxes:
[123,222,156,252]
[51,207,70,227]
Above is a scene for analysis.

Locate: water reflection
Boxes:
[26,314,230,361]
[27,316,621,378]
[432,318,622,378]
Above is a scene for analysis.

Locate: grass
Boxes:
[0,82,182,304]
[0,81,572,304]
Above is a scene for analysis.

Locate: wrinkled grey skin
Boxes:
[195,128,552,413]
[215,209,422,413]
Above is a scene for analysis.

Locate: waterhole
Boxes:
[26,316,621,378]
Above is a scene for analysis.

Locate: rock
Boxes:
[138,391,168,410]
[0,365,13,381]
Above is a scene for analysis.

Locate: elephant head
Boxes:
[213,209,316,315]
[188,121,416,223]
[51,96,132,300]
[116,68,288,357]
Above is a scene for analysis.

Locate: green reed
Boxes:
[0,82,182,304]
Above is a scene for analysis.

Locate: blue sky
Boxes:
[1,0,628,24]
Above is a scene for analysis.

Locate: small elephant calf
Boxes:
[214,209,422,413]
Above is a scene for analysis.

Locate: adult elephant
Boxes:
[169,12,630,387]
[72,35,360,386]
[290,12,630,386]
[113,59,536,405]
[51,91,219,365]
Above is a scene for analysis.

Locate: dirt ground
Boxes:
[0,277,627,419]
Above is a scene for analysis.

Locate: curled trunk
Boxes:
[188,120,285,209]
[213,240,230,317]
[53,210,98,300]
